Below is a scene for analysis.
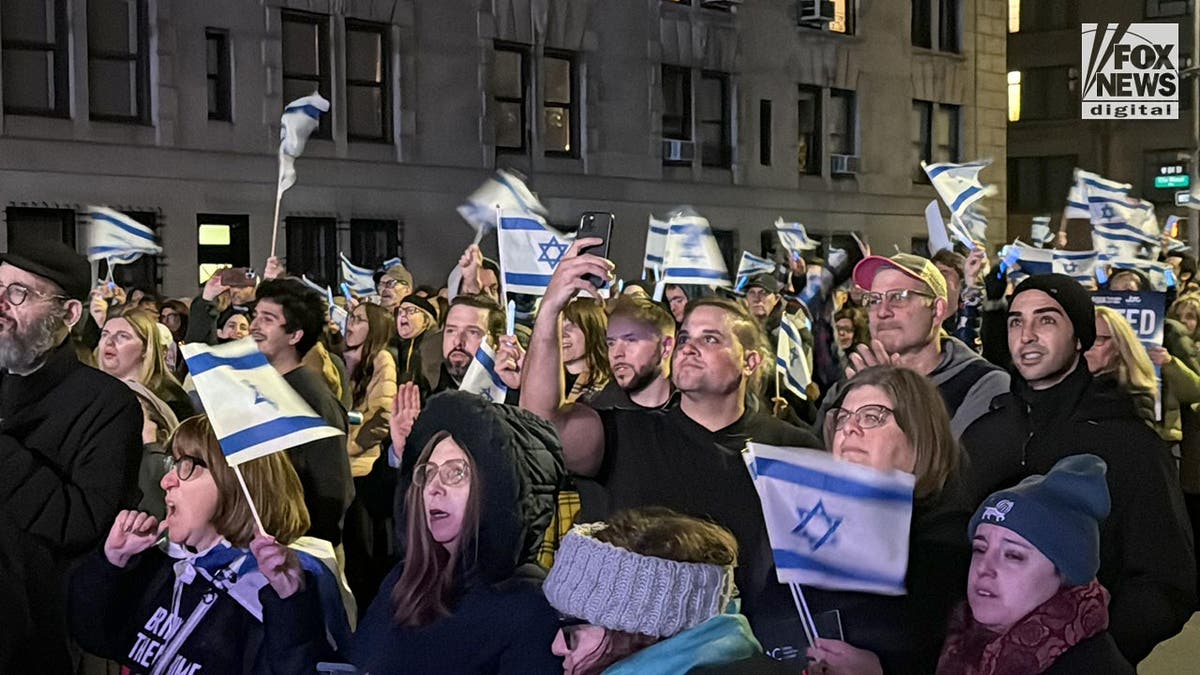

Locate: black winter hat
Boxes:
[0,238,91,301]
[1011,273,1097,351]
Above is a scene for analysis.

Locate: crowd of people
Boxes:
[0,222,1197,674]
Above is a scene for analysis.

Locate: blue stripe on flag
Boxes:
[475,348,507,390]
[646,255,664,264]
[667,267,727,280]
[500,217,549,231]
[753,457,913,502]
[650,226,668,235]
[924,162,989,178]
[186,351,270,376]
[780,319,804,345]
[221,416,328,457]
[283,103,324,120]
[668,223,711,236]
[775,356,808,395]
[772,548,906,589]
[949,185,982,213]
[88,246,153,257]
[92,212,156,243]
[504,272,554,286]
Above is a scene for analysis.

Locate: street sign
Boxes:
[1176,190,1192,206]
[1156,174,1191,189]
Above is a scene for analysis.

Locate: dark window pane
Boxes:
[206,36,220,75]
[798,86,820,175]
[938,0,960,52]
[351,219,400,268]
[912,0,932,48]
[89,59,136,117]
[912,100,932,179]
[829,89,855,155]
[492,50,522,99]
[88,0,133,54]
[2,0,52,42]
[544,106,570,153]
[496,101,523,148]
[2,50,52,109]
[662,66,690,140]
[5,207,76,249]
[285,217,337,286]
[545,57,571,103]
[346,29,382,83]
[934,104,959,162]
[348,85,384,138]
[282,19,319,75]
[699,73,729,167]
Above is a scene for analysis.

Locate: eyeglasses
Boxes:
[829,404,895,432]
[378,278,410,290]
[860,289,934,310]
[398,306,424,316]
[413,458,471,487]
[165,454,209,481]
[0,282,67,306]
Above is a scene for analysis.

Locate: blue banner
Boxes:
[1091,291,1166,352]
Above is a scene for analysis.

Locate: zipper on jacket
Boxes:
[1020,401,1033,467]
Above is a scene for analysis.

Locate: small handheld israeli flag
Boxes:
[774,218,819,258]
[922,159,998,221]
[340,253,377,296]
[1064,182,1091,220]
[1030,216,1055,247]
[180,338,343,465]
[734,251,778,292]
[497,210,574,297]
[1092,221,1161,261]
[776,314,812,399]
[661,215,730,287]
[744,443,914,595]
[1001,241,1052,284]
[924,201,953,255]
[277,92,330,197]
[1053,250,1099,285]
[643,215,669,274]
[458,341,508,402]
[380,257,403,271]
[85,207,162,264]
[457,169,547,242]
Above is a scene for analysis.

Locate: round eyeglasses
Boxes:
[828,404,895,432]
[0,282,68,306]
[165,454,209,481]
[413,459,470,487]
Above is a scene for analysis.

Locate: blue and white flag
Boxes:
[1107,258,1175,292]
[1092,221,1161,261]
[180,338,343,465]
[457,169,547,242]
[380,257,403,271]
[278,92,330,197]
[300,275,347,333]
[85,206,162,264]
[1030,216,1055,247]
[744,443,915,595]
[1053,250,1099,285]
[662,215,730,287]
[1074,168,1130,207]
[497,210,574,297]
[644,215,669,273]
[458,340,508,403]
[735,251,778,292]
[1065,182,1091,220]
[774,218,819,257]
[1001,241,1052,284]
[340,254,377,296]
[922,159,997,221]
[924,201,955,255]
[776,314,812,400]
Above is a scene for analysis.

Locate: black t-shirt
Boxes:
[592,404,821,665]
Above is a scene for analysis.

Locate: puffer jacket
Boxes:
[347,350,398,477]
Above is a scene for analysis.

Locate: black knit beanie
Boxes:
[1011,273,1096,351]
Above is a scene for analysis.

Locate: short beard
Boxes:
[0,305,68,374]
[620,364,662,395]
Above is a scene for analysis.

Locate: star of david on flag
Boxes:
[744,442,914,595]
[181,338,343,466]
[776,313,813,400]
[497,210,574,297]
[458,340,508,403]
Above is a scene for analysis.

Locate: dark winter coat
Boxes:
[283,365,354,546]
[1041,633,1135,674]
[961,362,1197,664]
[0,340,143,672]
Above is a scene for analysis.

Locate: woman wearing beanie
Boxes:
[543,507,769,675]
[937,454,1133,674]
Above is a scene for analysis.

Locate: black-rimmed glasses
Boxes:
[0,282,68,306]
[165,454,209,481]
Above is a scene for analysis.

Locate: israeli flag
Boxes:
[380,257,403,271]
[1108,258,1175,291]
[744,443,914,595]
[340,254,377,296]
[458,341,508,403]
[734,251,778,292]
[497,211,574,297]
[924,201,953,255]
[277,92,330,197]
[1092,221,1161,261]
[1075,168,1130,204]
[180,338,343,466]
[775,218,819,258]
[1030,216,1055,247]
[1001,241,1052,284]
[457,169,547,241]
[1065,183,1090,220]
[662,215,731,287]
[776,314,812,399]
[85,206,162,264]
[300,275,347,333]
[921,159,998,221]
[644,215,669,273]
[1053,250,1099,284]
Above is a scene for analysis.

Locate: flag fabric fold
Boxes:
[458,341,508,403]
[340,254,377,296]
[277,92,330,197]
[643,215,669,274]
[661,215,730,287]
[734,251,778,292]
[457,169,547,240]
[924,201,953,255]
[85,206,162,264]
[1030,216,1055,247]
[180,338,343,465]
[497,210,574,297]
[744,443,914,595]
[922,160,997,220]
[774,218,819,258]
[776,314,813,399]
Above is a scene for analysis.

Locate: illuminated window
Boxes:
[1008,70,1021,122]
[198,224,230,246]
[1008,0,1019,32]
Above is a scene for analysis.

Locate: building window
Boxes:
[698,71,730,167]
[543,51,576,156]
[285,216,337,286]
[912,0,960,52]
[829,0,855,34]
[5,206,75,249]
[938,0,960,53]
[1007,155,1076,212]
[87,0,150,122]
[912,0,932,49]
[350,218,400,269]
[933,104,959,163]
[798,85,821,175]
[492,44,527,152]
[197,214,250,286]
[206,28,231,121]
[1018,0,1079,30]
[829,88,856,155]
[759,99,772,166]
[1008,0,1020,32]
[1008,71,1021,121]
[281,11,331,139]
[1,0,69,116]
[345,20,390,142]
[913,100,959,179]
[912,100,932,180]
[1018,67,1076,120]
[662,65,691,143]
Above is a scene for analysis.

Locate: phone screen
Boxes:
[577,212,614,288]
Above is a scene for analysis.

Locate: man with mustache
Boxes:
[0,239,142,671]
[431,293,521,401]
[585,294,675,410]
[521,238,821,665]
[825,253,1008,438]
[960,274,1196,665]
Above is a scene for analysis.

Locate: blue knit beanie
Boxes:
[969,454,1111,586]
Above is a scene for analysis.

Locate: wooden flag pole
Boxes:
[232,463,267,537]
[270,189,283,259]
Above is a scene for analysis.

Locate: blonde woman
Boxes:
[96,308,195,421]
[1084,306,1158,428]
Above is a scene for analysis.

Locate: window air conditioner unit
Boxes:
[830,154,860,176]
[798,0,835,23]
[662,139,696,163]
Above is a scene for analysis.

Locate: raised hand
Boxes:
[458,244,484,295]
[389,382,422,463]
[250,532,304,599]
[202,269,231,302]
[104,510,166,568]
[540,238,613,316]
[494,335,525,390]
[845,339,897,379]
[963,248,988,288]
[263,256,285,280]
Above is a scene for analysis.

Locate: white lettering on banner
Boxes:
[1115,308,1158,336]
[129,632,160,667]
[165,656,203,675]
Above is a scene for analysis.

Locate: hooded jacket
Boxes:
[961,363,1197,664]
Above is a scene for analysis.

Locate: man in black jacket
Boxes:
[0,239,143,672]
[961,273,1196,665]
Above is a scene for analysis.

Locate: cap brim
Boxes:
[0,251,86,299]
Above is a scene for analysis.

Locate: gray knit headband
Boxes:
[542,524,736,638]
